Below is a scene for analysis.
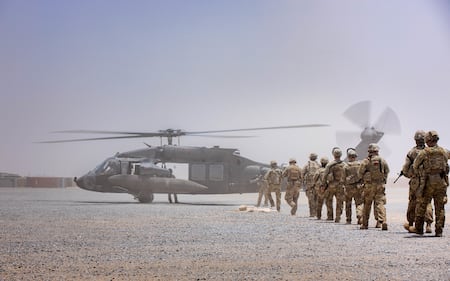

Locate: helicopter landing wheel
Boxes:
[136,193,154,203]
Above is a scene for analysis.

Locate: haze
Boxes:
[1,0,449,178]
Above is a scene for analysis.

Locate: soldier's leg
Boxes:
[256,189,263,207]
[345,187,353,223]
[406,186,417,228]
[174,194,178,203]
[316,191,324,219]
[263,186,269,206]
[285,186,295,208]
[375,186,387,230]
[361,186,375,229]
[325,189,334,220]
[291,188,300,215]
[434,187,446,236]
[311,188,318,217]
[424,202,433,233]
[275,186,281,212]
[414,186,433,235]
[168,194,173,203]
[335,187,344,223]
[355,187,364,224]
[266,185,275,208]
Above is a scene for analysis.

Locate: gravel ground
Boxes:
[0,181,449,281]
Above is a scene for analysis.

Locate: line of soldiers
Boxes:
[256,144,389,229]
[256,130,448,237]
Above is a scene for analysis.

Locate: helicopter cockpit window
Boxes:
[94,158,120,176]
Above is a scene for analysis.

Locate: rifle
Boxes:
[393,171,404,184]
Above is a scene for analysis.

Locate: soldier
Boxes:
[344,148,363,224]
[251,172,269,207]
[323,147,347,223]
[302,153,321,217]
[359,143,389,230]
[411,131,448,237]
[264,160,282,211]
[401,130,434,233]
[314,157,329,220]
[282,158,302,215]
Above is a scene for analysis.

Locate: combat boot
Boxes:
[403,222,411,232]
[360,224,368,230]
[375,221,382,228]
[357,216,362,225]
[425,223,432,234]
[435,226,443,237]
[381,223,388,231]
[415,217,424,235]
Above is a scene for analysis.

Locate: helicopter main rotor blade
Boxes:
[343,100,371,129]
[185,124,329,135]
[52,130,164,137]
[36,135,149,143]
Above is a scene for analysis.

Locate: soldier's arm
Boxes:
[413,151,424,173]
[401,153,413,178]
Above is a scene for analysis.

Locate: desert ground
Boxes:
[0,178,449,280]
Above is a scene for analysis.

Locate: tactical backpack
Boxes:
[288,166,301,181]
[423,147,447,174]
[363,156,385,183]
[267,169,281,185]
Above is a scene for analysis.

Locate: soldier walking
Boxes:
[412,131,448,237]
[323,147,347,222]
[264,161,283,211]
[359,143,389,230]
[314,157,329,220]
[302,153,320,217]
[252,173,269,207]
[401,130,434,233]
[282,158,302,215]
[344,148,363,224]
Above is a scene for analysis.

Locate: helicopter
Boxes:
[41,124,330,203]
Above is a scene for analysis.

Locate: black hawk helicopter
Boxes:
[41,124,330,203]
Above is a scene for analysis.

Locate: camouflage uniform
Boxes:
[323,148,347,222]
[252,174,269,207]
[302,153,320,217]
[412,131,448,237]
[282,158,302,215]
[401,130,434,233]
[314,157,329,220]
[344,149,363,224]
[359,143,389,230]
[264,161,283,211]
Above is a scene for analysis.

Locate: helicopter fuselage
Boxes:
[74,145,269,202]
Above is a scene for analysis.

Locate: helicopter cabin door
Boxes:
[189,162,229,193]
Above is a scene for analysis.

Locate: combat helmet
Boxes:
[309,153,318,161]
[425,131,439,143]
[270,160,277,167]
[368,143,379,153]
[289,158,297,164]
[414,130,426,141]
[332,147,342,157]
[320,157,329,165]
[347,148,357,158]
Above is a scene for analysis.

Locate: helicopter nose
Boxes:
[74,175,86,189]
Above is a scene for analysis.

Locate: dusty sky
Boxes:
[1,0,450,178]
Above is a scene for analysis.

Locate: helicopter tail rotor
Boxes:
[337,100,401,159]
